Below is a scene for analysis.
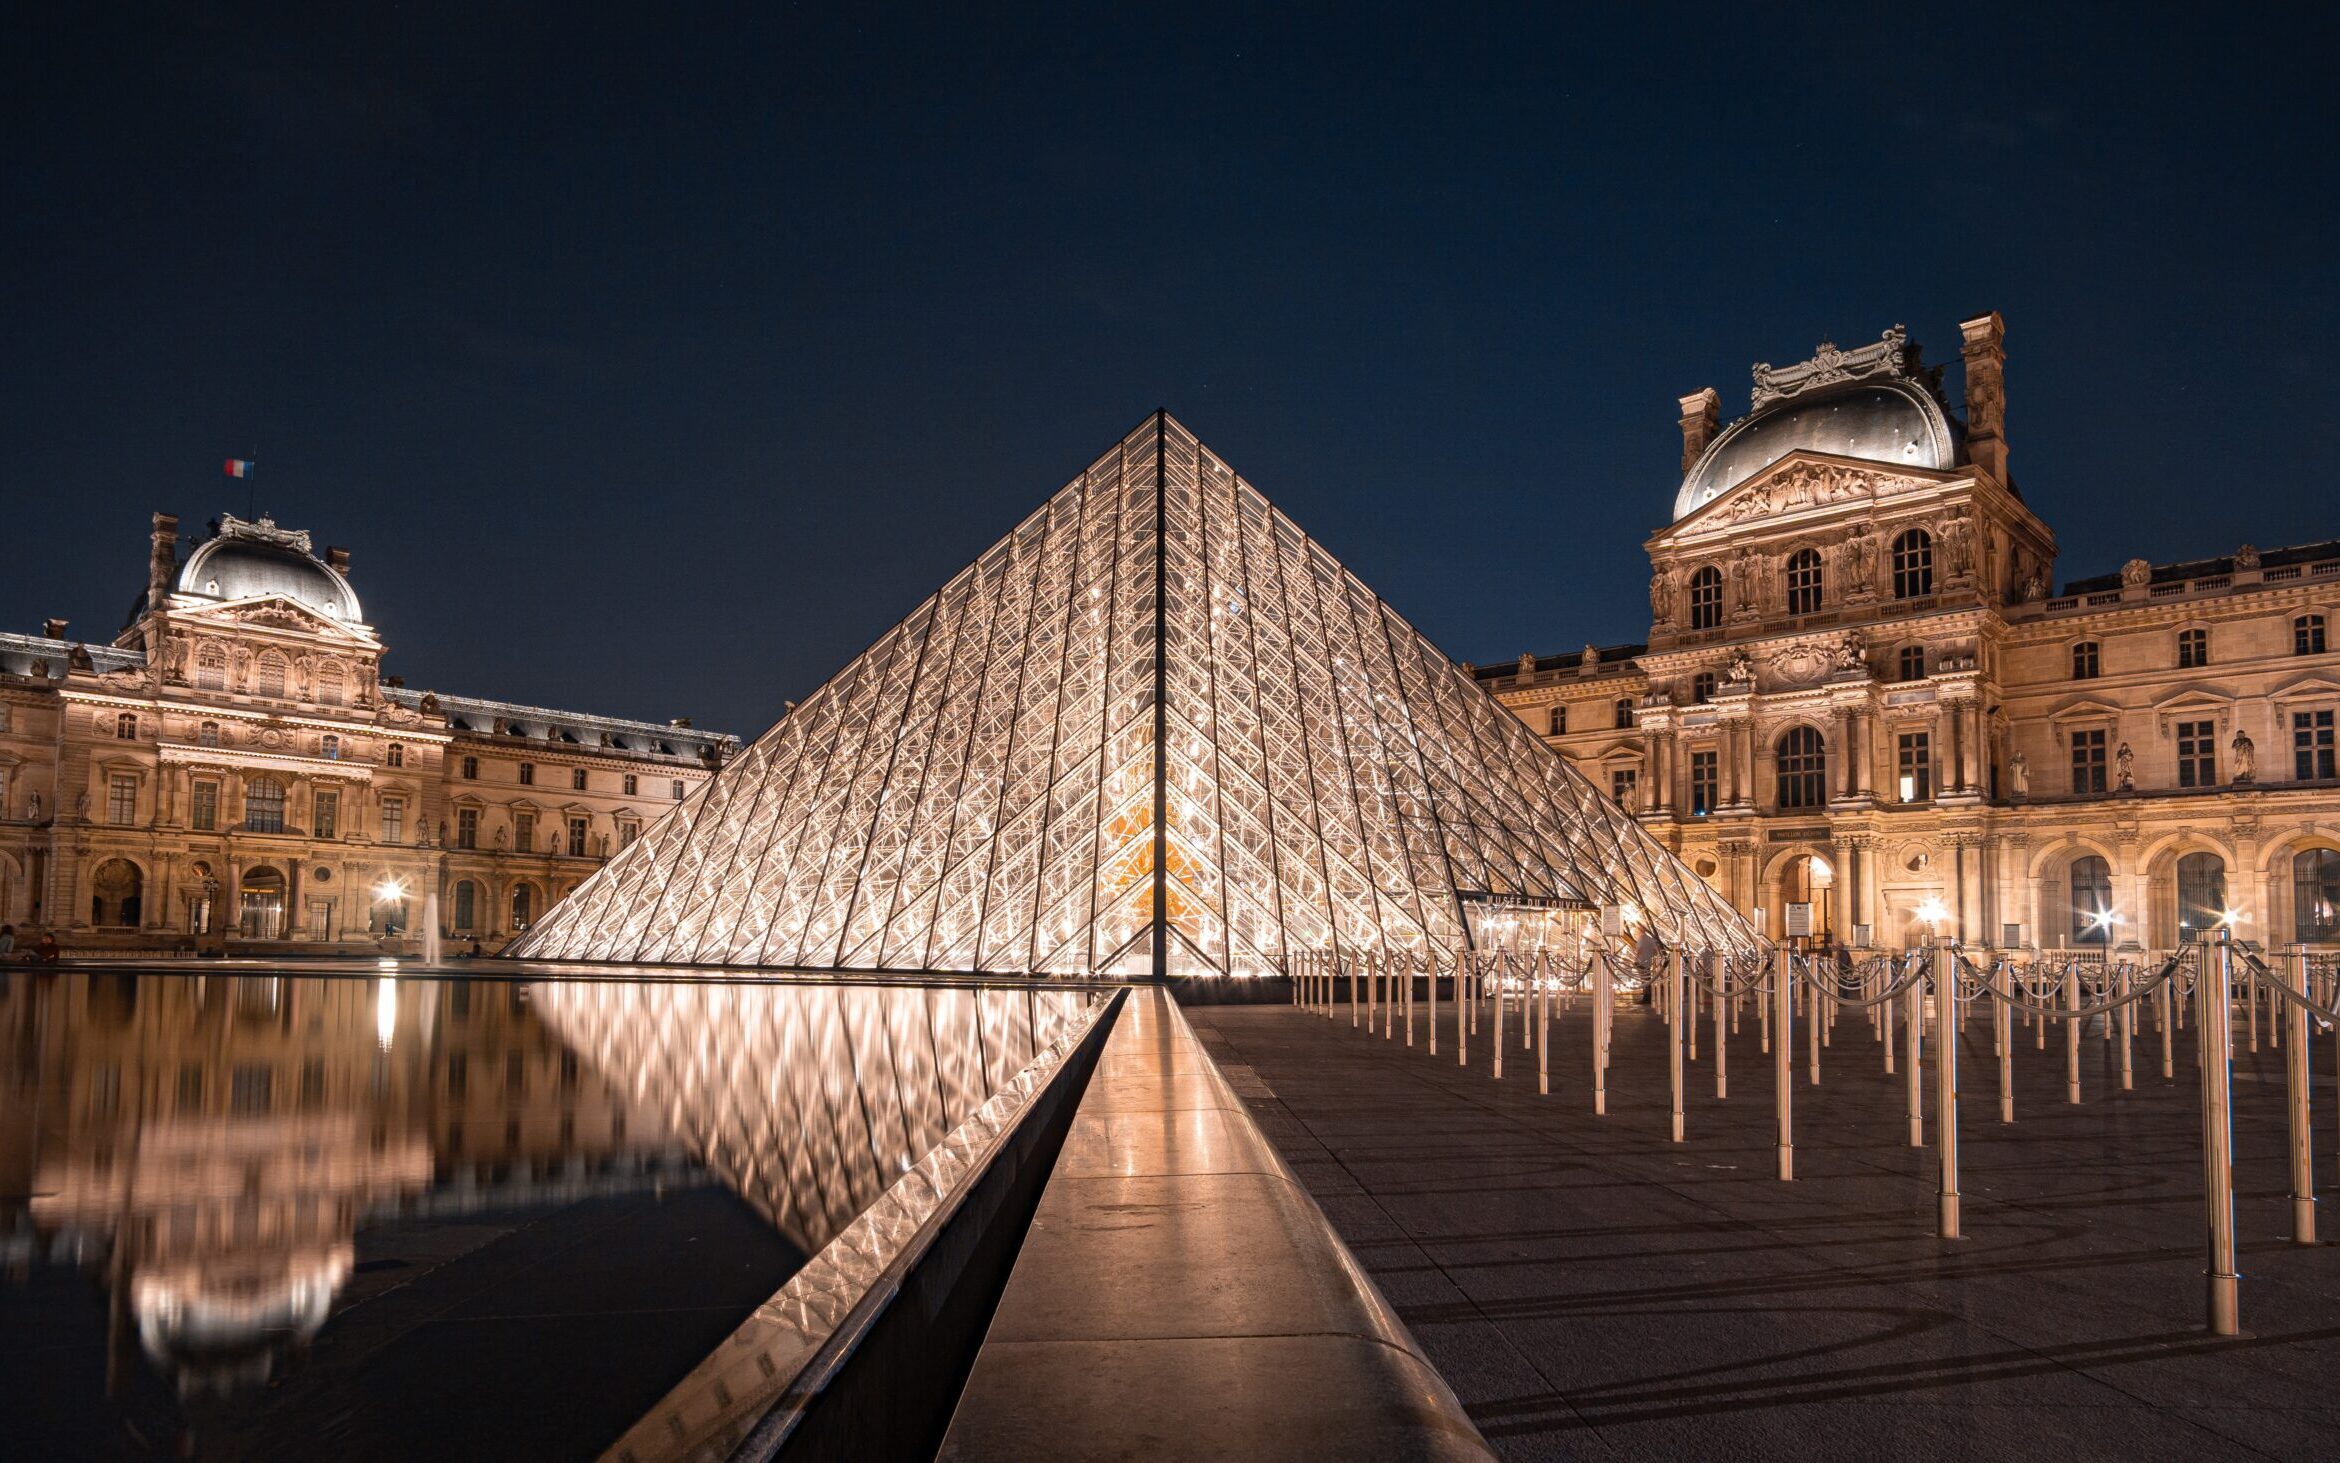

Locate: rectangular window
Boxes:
[618,820,640,848]
[381,796,405,845]
[457,807,479,849]
[107,773,137,826]
[2297,710,2338,780]
[513,811,534,852]
[461,755,479,779]
[2070,728,2108,795]
[246,780,285,833]
[2177,628,2207,669]
[519,763,535,786]
[1896,732,1932,802]
[1689,749,1718,816]
[2176,720,2217,788]
[314,789,339,840]
[1609,769,1638,807]
[572,768,587,791]
[567,816,588,856]
[672,780,684,800]
[622,773,638,795]
[2299,616,2328,656]
[2071,642,2100,679]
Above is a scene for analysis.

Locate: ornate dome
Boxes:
[178,514,362,622]
[1673,380,1957,520]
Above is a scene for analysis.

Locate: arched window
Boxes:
[510,883,537,931]
[2176,852,2228,942]
[1897,646,1927,682]
[1691,672,1716,704]
[254,651,287,699]
[2177,627,2208,669]
[1775,726,1826,810]
[2297,615,2328,656]
[1547,705,1566,736]
[89,858,142,927]
[2295,850,2340,943]
[245,777,286,834]
[1614,698,1635,730]
[199,720,220,748]
[1687,565,1723,630]
[453,879,478,933]
[1784,548,1824,616]
[1891,529,1934,599]
[2070,855,2113,944]
[2071,641,2101,679]
[196,643,227,690]
[387,743,405,768]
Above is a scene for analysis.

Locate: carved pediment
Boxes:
[176,596,378,646]
[1656,452,1950,549]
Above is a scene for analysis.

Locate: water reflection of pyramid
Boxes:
[515,413,1752,976]
[530,981,1101,1253]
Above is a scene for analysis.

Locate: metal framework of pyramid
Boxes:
[513,413,1753,976]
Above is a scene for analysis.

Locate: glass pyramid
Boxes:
[512,413,1753,976]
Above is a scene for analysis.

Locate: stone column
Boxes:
[1834,708,1857,800]
[1855,711,1875,797]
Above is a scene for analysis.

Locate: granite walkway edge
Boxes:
[940,986,1495,1462]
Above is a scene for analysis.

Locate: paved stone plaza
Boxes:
[1186,996,2340,1461]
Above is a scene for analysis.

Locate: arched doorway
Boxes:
[2176,852,2227,944]
[239,866,287,940]
[90,858,142,927]
[1777,853,1835,943]
[186,860,217,935]
[2294,849,2340,943]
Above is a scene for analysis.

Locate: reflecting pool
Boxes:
[0,969,1105,1461]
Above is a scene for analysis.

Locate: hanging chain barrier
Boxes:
[1279,928,2340,1339]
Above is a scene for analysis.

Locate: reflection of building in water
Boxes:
[533,980,1101,1254]
[0,972,685,1397]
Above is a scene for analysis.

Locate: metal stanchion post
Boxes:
[1669,950,1686,1142]
[2120,966,2135,1091]
[1538,959,1551,1096]
[2066,965,2081,1105]
[1884,973,1896,1075]
[1428,954,1440,1056]
[1457,954,1469,1067]
[2203,930,2242,1335]
[2161,972,2175,1080]
[2290,949,2317,1245]
[1594,950,1611,1116]
[1493,959,1506,1081]
[1906,967,1924,1148]
[1936,937,1961,1238]
[1714,952,1728,1100]
[1809,951,1822,1086]
[1998,975,2014,1124]
[1776,942,1794,1181]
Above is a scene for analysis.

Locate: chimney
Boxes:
[1959,312,2008,485]
[326,546,351,575]
[42,618,68,640]
[1677,388,1722,473]
[148,513,179,612]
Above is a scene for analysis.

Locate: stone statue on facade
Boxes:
[2121,558,2152,589]
[2235,543,2261,571]
[1578,644,1598,671]
[66,644,93,672]
[1616,777,1639,813]
[1649,572,1672,623]
[1833,634,1864,672]
[2232,727,2256,783]
[27,791,42,820]
[1724,650,1756,685]
[2116,741,2135,790]
[2008,750,2029,798]
[495,825,509,850]
[1520,651,1539,678]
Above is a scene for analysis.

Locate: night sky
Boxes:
[7,5,2332,741]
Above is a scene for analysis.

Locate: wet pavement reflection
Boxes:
[0,969,1100,1461]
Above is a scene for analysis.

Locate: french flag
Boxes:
[224,458,254,479]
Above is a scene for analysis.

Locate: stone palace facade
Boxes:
[1481,315,2340,952]
[0,512,733,954]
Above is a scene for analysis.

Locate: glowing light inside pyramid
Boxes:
[512,415,1754,975]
